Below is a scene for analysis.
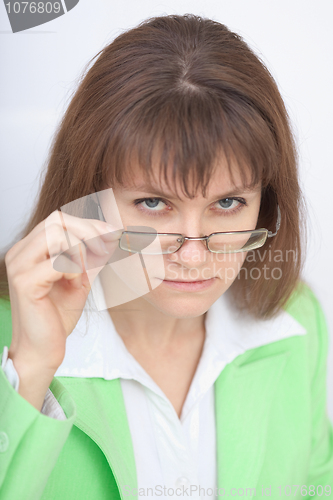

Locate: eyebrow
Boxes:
[128,184,261,200]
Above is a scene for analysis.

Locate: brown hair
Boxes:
[0,13,307,318]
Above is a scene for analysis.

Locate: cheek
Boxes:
[211,252,247,284]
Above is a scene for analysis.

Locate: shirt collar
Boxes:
[205,288,307,359]
[55,276,306,388]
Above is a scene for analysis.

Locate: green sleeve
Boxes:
[0,296,77,500]
[306,288,333,493]
[0,369,76,500]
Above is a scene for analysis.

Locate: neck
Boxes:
[107,299,206,350]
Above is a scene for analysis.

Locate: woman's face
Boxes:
[99,163,262,318]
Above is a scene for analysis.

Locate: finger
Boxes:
[9,254,88,301]
[64,272,83,289]
[5,210,71,265]
[53,239,113,273]
[6,224,85,277]
[99,228,124,242]
[56,210,123,243]
[52,252,84,275]
[46,212,109,260]
[46,212,123,268]
[6,209,122,265]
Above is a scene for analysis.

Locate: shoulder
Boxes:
[283,280,330,379]
[0,296,12,353]
[283,280,328,341]
[283,280,326,328]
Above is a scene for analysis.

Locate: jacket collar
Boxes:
[56,282,306,500]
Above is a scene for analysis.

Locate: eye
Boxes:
[215,197,247,214]
[133,196,247,216]
[134,197,168,213]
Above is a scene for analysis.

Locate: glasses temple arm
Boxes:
[267,205,281,238]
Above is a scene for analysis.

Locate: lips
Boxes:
[163,278,214,282]
[160,277,216,291]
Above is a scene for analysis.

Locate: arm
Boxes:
[0,367,76,500]
[306,290,333,495]
[1,345,66,420]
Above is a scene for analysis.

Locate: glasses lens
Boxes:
[119,232,183,255]
[208,230,267,253]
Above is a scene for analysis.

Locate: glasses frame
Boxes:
[118,205,281,255]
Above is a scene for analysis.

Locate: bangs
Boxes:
[100,86,278,198]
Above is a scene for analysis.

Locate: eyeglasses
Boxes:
[118,205,281,255]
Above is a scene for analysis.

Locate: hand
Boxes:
[5,209,122,409]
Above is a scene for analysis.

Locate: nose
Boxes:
[167,236,209,266]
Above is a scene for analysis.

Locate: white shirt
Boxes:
[2,279,306,499]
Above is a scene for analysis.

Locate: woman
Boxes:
[0,13,332,500]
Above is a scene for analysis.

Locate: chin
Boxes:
[144,282,229,318]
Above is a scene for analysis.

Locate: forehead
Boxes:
[114,159,260,200]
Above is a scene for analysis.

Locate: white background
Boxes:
[0,1,332,419]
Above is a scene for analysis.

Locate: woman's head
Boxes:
[0,13,306,318]
[97,159,263,320]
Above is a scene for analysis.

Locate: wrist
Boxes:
[8,352,56,411]
[8,347,59,377]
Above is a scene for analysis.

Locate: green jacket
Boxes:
[0,283,333,500]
